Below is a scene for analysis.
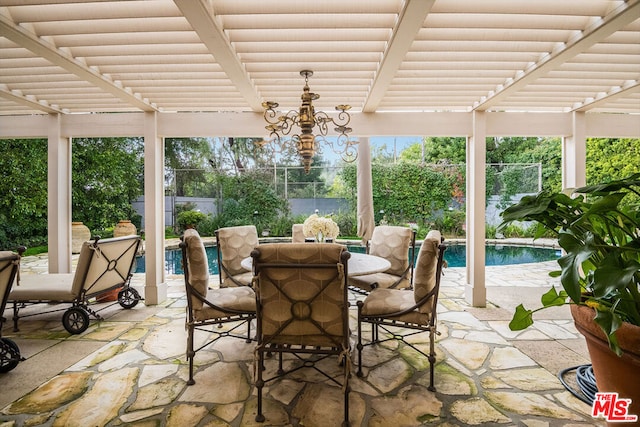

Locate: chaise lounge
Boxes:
[9,235,142,334]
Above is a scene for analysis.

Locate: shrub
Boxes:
[177,210,208,231]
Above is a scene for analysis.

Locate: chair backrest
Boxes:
[0,251,20,315]
[252,243,350,348]
[72,235,141,298]
[291,223,305,243]
[368,225,415,276]
[181,228,210,312]
[413,230,446,316]
[215,225,258,281]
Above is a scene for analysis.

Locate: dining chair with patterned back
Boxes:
[356,230,446,391]
[215,225,258,287]
[181,228,256,385]
[349,225,416,293]
[251,243,352,426]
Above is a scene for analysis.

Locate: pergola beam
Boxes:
[0,85,65,114]
[363,0,436,112]
[175,0,263,112]
[473,0,640,112]
[0,14,159,113]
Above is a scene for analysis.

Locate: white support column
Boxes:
[143,112,167,305]
[47,113,72,273]
[562,111,587,191]
[465,111,486,307]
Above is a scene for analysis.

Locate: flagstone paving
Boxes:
[0,242,606,426]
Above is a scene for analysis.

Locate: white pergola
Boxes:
[1,0,639,306]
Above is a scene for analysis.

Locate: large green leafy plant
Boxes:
[499,173,640,356]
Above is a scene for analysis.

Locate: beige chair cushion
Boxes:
[0,251,20,307]
[79,235,140,296]
[193,286,256,322]
[70,241,94,295]
[414,230,441,313]
[10,273,77,301]
[217,225,258,282]
[222,271,254,288]
[10,235,140,302]
[291,223,305,243]
[368,225,412,276]
[183,228,210,310]
[360,288,431,325]
[349,225,413,291]
[254,243,347,347]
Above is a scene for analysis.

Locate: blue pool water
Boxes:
[134,244,560,275]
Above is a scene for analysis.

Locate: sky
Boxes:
[321,135,422,165]
[368,136,422,160]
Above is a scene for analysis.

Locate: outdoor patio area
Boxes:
[1,242,604,427]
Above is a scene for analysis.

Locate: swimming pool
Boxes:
[134,244,561,275]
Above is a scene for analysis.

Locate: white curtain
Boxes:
[357,137,375,243]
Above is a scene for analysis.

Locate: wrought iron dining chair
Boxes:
[251,243,352,426]
[349,225,416,293]
[181,228,256,385]
[215,225,258,287]
[356,230,446,391]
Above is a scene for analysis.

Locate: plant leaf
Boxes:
[593,309,623,357]
[592,263,638,298]
[509,304,534,330]
[557,231,594,302]
[576,173,640,196]
[541,287,568,307]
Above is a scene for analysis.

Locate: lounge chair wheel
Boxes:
[0,337,21,373]
[62,307,90,334]
[118,288,140,309]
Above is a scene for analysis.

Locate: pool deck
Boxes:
[1,238,609,426]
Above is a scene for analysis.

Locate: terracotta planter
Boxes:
[571,304,640,424]
[96,287,122,303]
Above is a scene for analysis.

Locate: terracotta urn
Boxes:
[114,219,137,237]
[71,221,90,254]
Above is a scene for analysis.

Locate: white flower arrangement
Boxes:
[302,214,339,241]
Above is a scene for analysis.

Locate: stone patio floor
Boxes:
[0,241,606,426]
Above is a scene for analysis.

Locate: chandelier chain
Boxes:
[261,70,358,173]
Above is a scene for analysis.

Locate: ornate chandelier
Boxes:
[261,70,358,173]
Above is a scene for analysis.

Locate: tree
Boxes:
[165,137,213,196]
[400,137,466,164]
[213,170,289,230]
[587,138,640,186]
[285,155,328,198]
[338,163,454,225]
[72,137,144,231]
[0,138,48,249]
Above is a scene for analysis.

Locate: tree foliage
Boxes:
[211,170,289,228]
[587,138,640,186]
[0,138,48,248]
[165,137,212,196]
[400,137,466,164]
[339,163,456,225]
[3,135,638,249]
[0,137,144,249]
[72,137,144,231]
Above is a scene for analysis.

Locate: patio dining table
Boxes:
[240,252,390,277]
